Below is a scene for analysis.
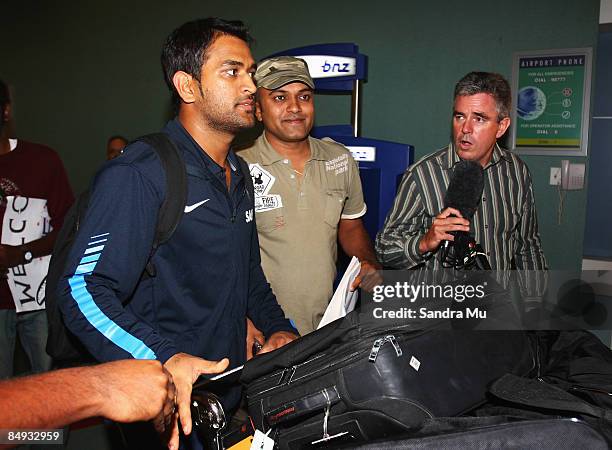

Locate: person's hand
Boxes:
[91,360,176,432]
[418,207,470,254]
[163,353,229,450]
[259,331,299,355]
[246,318,265,360]
[0,244,22,271]
[350,259,382,292]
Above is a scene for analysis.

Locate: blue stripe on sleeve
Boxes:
[79,253,101,265]
[75,262,97,275]
[85,245,105,255]
[68,238,156,360]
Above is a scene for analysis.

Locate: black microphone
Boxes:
[444,160,484,221]
[441,160,486,269]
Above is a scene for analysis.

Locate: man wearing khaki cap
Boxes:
[240,56,380,340]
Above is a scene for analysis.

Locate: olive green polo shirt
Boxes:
[240,134,366,335]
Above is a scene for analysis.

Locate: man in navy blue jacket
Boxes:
[57,18,298,450]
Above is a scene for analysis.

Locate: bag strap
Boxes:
[237,155,253,199]
[264,386,341,427]
[136,133,187,276]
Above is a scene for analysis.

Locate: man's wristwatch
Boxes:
[22,247,33,264]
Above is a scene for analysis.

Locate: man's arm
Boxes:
[0,360,175,431]
[336,151,380,290]
[0,229,58,272]
[514,169,547,271]
[56,155,229,450]
[375,170,429,268]
[0,149,72,273]
[375,169,469,268]
[337,218,381,291]
[513,168,547,301]
[163,353,229,447]
[417,207,470,254]
[57,160,178,363]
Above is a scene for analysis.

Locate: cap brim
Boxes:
[258,75,315,90]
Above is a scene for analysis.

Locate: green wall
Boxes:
[1,0,600,269]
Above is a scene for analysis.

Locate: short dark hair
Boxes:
[454,72,511,121]
[161,18,253,107]
[107,135,128,145]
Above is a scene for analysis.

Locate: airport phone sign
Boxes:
[511,48,592,156]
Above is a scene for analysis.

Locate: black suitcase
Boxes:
[348,418,609,450]
[241,311,535,448]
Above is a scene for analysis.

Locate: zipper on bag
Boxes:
[250,331,411,399]
[368,334,403,363]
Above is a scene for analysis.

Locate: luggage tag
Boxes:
[249,429,274,450]
[228,435,254,450]
[226,421,256,449]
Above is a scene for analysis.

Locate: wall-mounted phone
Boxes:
[560,160,585,190]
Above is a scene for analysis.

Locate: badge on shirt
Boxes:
[249,163,275,197]
[254,195,283,213]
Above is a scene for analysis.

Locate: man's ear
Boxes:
[172,71,198,104]
[255,101,263,122]
[1,103,11,124]
[496,116,511,138]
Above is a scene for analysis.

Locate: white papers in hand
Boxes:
[317,256,361,329]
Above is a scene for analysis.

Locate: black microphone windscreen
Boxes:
[444,160,484,220]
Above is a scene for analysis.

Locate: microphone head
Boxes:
[444,160,484,220]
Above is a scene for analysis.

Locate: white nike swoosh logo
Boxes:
[184,199,210,213]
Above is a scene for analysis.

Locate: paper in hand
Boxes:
[317,256,361,329]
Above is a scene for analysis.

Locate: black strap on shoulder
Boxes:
[237,155,254,200]
[136,133,187,276]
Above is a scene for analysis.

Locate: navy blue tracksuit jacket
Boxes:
[57,119,295,409]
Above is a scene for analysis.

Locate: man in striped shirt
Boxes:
[376,72,547,272]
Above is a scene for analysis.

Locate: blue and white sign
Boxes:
[266,43,367,91]
[346,146,376,162]
[295,55,357,78]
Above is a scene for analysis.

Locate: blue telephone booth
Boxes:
[267,43,414,238]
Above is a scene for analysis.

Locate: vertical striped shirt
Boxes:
[375,143,547,271]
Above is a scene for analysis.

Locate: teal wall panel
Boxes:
[1,0,600,269]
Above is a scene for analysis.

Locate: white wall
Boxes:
[601,0,612,23]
